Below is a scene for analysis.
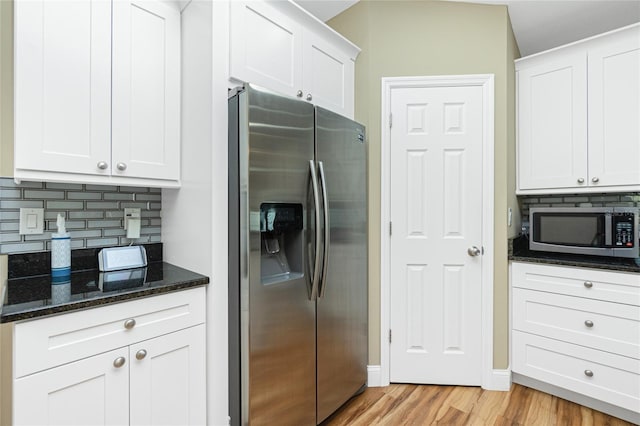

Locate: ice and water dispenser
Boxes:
[260,203,304,285]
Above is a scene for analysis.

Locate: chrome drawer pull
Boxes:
[583,281,593,289]
[136,349,147,360]
[113,357,126,368]
[124,318,136,329]
[584,320,594,328]
[584,370,594,377]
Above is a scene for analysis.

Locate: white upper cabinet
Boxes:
[230,1,303,97]
[14,0,112,177]
[516,24,640,194]
[112,0,181,182]
[14,0,181,188]
[517,52,588,190]
[587,30,640,188]
[229,0,359,118]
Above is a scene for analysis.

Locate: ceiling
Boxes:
[293,0,640,56]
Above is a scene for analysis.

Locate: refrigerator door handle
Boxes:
[318,161,330,299]
[309,160,322,301]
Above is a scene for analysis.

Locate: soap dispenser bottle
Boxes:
[51,214,71,280]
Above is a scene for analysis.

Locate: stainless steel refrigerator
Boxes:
[228,84,367,425]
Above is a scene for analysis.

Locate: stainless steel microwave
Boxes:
[529,207,639,258]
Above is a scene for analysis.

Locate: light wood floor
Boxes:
[322,384,636,426]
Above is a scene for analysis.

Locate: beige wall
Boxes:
[329,0,520,369]
[0,0,13,420]
[0,0,14,176]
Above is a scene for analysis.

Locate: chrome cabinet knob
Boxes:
[135,349,147,360]
[296,90,303,98]
[577,178,585,184]
[113,357,126,368]
[124,318,136,329]
[306,94,313,101]
[584,369,594,377]
[584,281,593,289]
[467,246,481,257]
[584,320,594,328]
[116,162,127,171]
[591,177,599,183]
[97,161,108,170]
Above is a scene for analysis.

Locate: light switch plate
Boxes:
[19,208,44,235]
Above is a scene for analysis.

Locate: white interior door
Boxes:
[389,85,484,385]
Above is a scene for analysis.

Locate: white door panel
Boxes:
[390,86,483,385]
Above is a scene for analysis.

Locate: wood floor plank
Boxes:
[323,384,636,426]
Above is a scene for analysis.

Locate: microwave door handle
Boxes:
[605,214,612,246]
[309,160,322,301]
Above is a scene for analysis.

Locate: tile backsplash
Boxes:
[0,178,161,254]
[518,192,640,219]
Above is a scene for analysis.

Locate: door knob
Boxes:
[584,320,594,328]
[584,369,594,377]
[113,357,126,368]
[591,177,599,183]
[467,246,481,257]
[584,281,593,289]
[135,349,147,360]
[116,162,127,171]
[296,90,303,98]
[97,161,108,170]
[577,178,585,184]
[306,94,313,101]
[124,318,136,329]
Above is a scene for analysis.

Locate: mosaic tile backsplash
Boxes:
[518,192,640,219]
[0,178,161,254]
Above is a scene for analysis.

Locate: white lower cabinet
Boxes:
[12,288,206,426]
[129,325,206,426]
[511,262,640,418]
[14,348,130,425]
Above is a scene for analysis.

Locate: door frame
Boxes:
[380,75,499,389]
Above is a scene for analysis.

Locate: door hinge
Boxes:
[389,113,393,128]
[389,221,392,236]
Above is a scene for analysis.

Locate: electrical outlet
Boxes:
[124,208,141,230]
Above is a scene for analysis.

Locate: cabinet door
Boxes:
[518,53,588,190]
[14,0,111,176]
[112,0,181,182]
[588,28,640,188]
[230,0,303,97]
[129,325,206,426]
[13,348,129,426]
[302,30,355,118]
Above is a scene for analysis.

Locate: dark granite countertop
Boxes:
[1,244,209,323]
[509,235,640,274]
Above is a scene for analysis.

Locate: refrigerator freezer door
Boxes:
[315,107,368,423]
[235,85,317,425]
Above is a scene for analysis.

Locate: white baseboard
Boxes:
[482,369,511,391]
[367,365,383,387]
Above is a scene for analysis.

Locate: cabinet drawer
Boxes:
[512,331,640,413]
[14,287,205,378]
[513,288,640,359]
[511,262,640,305]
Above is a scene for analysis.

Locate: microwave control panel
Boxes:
[613,213,635,247]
